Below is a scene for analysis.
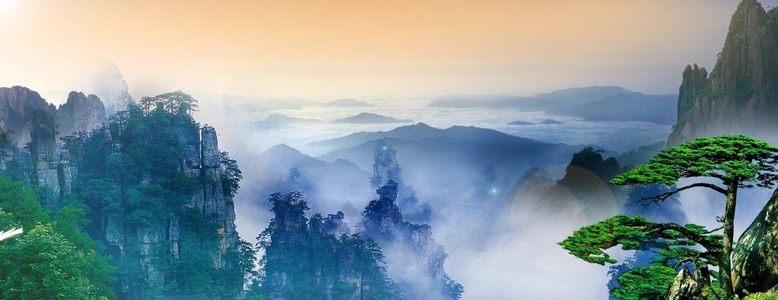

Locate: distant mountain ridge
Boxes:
[257,114,322,128]
[311,122,585,247]
[311,122,554,151]
[332,112,411,124]
[547,93,677,125]
[324,99,373,107]
[313,122,581,188]
[533,86,633,106]
[428,86,677,124]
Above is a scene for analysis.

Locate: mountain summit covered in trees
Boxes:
[0,86,246,299]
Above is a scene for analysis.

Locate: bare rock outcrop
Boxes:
[56,91,107,137]
[664,269,705,300]
[91,63,134,116]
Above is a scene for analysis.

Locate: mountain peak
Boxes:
[667,0,778,146]
[56,91,107,137]
[266,143,301,154]
[332,112,411,124]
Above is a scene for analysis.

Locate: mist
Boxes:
[51,68,777,298]
[9,57,775,298]
[185,88,689,298]
[4,0,778,297]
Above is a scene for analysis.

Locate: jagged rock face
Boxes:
[669,65,711,144]
[361,181,404,240]
[101,123,240,298]
[360,180,462,299]
[56,91,107,137]
[371,141,431,223]
[0,86,66,195]
[732,188,778,294]
[664,269,705,300]
[0,86,241,298]
[187,126,239,268]
[371,140,403,189]
[0,86,57,146]
[91,63,134,116]
[668,0,778,146]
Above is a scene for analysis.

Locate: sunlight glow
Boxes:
[0,0,16,14]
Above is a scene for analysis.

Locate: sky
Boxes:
[0,0,775,102]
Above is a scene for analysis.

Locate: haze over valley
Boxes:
[3,0,778,299]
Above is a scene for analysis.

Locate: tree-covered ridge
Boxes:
[0,89,246,299]
[252,192,400,300]
[65,98,245,299]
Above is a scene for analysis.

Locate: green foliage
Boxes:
[559,215,721,266]
[256,192,400,299]
[139,90,198,116]
[745,291,778,300]
[68,96,243,298]
[611,135,778,188]
[0,222,104,299]
[611,265,678,300]
[560,215,723,299]
[0,207,115,300]
[560,215,652,265]
[736,72,756,103]
[608,135,778,297]
[0,176,49,230]
[0,89,243,298]
[220,151,242,198]
[78,103,200,226]
[238,237,259,283]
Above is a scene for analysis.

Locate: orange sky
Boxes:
[0,0,767,102]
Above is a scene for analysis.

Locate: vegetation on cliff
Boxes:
[249,192,399,299]
[0,89,247,299]
[562,135,778,298]
[70,95,245,299]
[669,0,778,145]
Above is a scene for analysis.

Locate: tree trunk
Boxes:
[720,181,738,297]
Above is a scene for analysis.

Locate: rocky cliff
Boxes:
[116,123,240,299]
[0,86,69,201]
[0,87,243,299]
[56,91,107,138]
[0,86,57,146]
[668,0,778,146]
[360,181,463,299]
[91,63,134,116]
